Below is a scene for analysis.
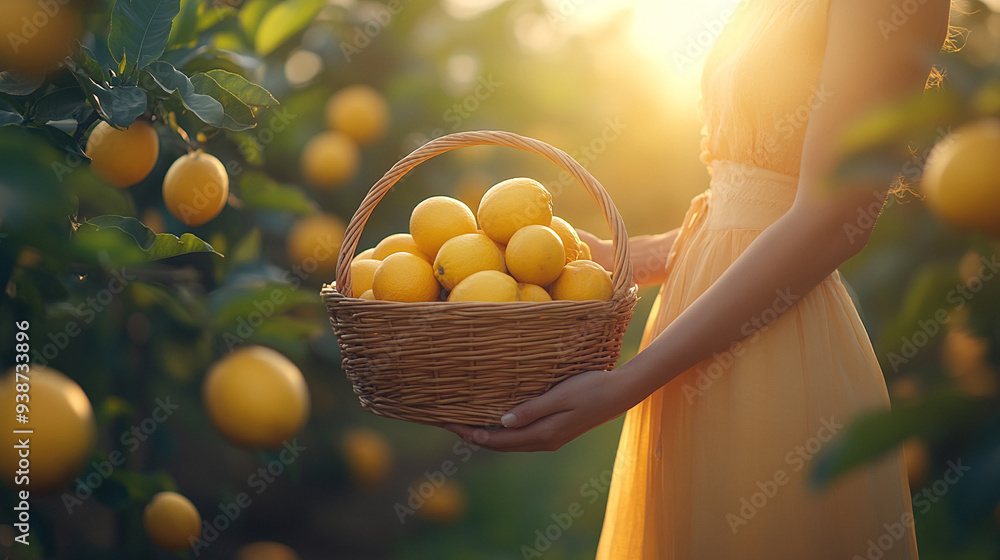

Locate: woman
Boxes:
[446,0,952,557]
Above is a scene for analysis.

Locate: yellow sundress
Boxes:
[596,2,918,558]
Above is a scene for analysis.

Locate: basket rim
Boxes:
[333,130,634,299]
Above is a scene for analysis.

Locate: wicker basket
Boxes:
[321,130,638,426]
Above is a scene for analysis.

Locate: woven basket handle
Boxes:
[335,130,634,298]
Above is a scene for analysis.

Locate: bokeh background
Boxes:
[2,0,1000,558]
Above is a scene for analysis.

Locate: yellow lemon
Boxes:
[517,283,552,302]
[433,233,505,290]
[419,480,466,523]
[0,0,81,75]
[163,151,229,226]
[236,541,300,560]
[550,216,584,263]
[504,225,565,287]
[549,260,613,301]
[202,346,310,449]
[325,85,390,145]
[342,428,392,486]
[87,120,160,188]
[349,258,381,297]
[301,131,359,189]
[922,119,1000,237]
[579,240,592,260]
[448,270,519,302]
[372,252,439,302]
[477,178,553,244]
[409,196,478,259]
[356,247,376,260]
[143,491,202,552]
[0,366,95,493]
[286,213,346,280]
[373,233,431,263]
[359,289,375,300]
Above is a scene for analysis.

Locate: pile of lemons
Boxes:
[349,177,613,303]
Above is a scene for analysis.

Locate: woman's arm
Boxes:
[578,228,680,287]
[445,0,951,451]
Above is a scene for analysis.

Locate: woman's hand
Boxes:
[443,368,636,452]
[575,228,614,270]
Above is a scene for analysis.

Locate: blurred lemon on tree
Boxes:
[143,491,202,552]
[372,252,439,302]
[420,480,466,523]
[0,366,95,493]
[349,258,381,297]
[504,225,565,287]
[301,131,359,189]
[162,151,229,226]
[236,541,300,560]
[477,178,553,244]
[902,438,930,490]
[86,120,160,188]
[448,270,519,302]
[287,213,346,280]
[325,85,390,145]
[372,233,430,263]
[433,233,505,290]
[409,196,478,259]
[921,119,1000,237]
[549,260,613,301]
[517,282,552,302]
[342,428,392,486]
[202,346,310,449]
[0,0,81,74]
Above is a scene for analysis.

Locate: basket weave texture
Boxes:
[321,130,638,426]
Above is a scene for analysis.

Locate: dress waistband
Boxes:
[705,160,799,230]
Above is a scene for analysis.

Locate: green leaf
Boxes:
[30,87,89,123]
[239,171,315,214]
[80,215,223,261]
[0,71,44,96]
[254,0,325,56]
[31,124,87,158]
[166,0,200,48]
[141,61,224,126]
[0,110,21,126]
[202,69,277,107]
[239,0,275,40]
[190,72,255,131]
[78,46,108,84]
[94,85,148,128]
[810,391,985,487]
[109,0,182,80]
